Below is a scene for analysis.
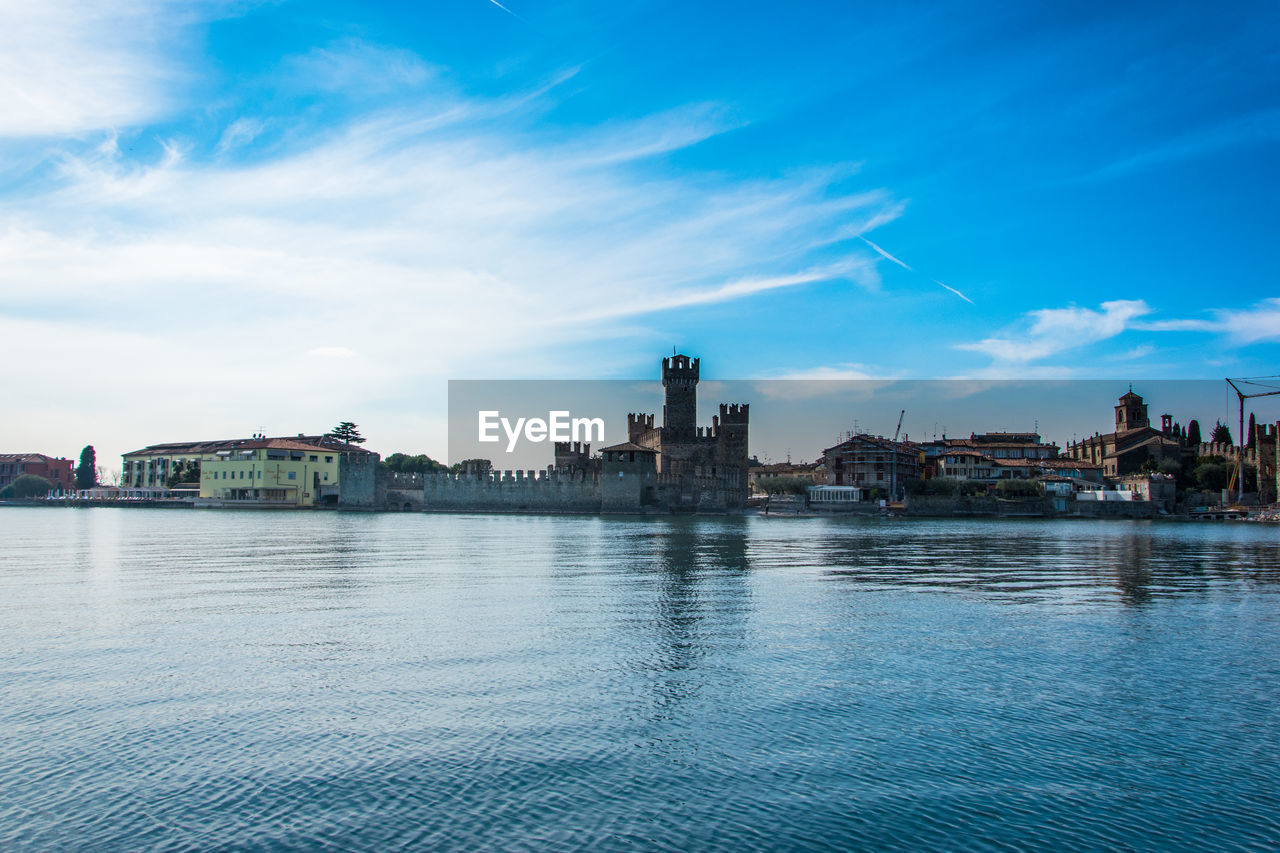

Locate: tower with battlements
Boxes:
[661,354,699,443]
[627,353,749,508]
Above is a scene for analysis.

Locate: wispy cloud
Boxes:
[1135,298,1280,344]
[1093,108,1280,179]
[281,39,435,95]
[0,41,903,464]
[0,1,221,137]
[958,299,1151,363]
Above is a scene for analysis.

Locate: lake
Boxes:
[2,508,1278,850]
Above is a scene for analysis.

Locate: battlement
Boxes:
[628,413,655,431]
[661,354,700,385]
[553,440,591,454]
[718,403,748,422]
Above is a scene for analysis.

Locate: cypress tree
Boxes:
[1186,419,1202,446]
[75,445,97,490]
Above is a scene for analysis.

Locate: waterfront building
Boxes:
[748,460,823,493]
[821,434,922,491]
[123,434,375,506]
[197,437,375,507]
[376,353,752,514]
[946,432,1060,460]
[1119,473,1178,512]
[626,354,750,506]
[1064,389,1184,477]
[0,453,74,492]
[936,449,997,482]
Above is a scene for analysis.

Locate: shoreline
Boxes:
[3,499,1275,523]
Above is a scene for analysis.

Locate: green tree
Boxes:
[755,476,811,495]
[1186,419,1202,445]
[5,474,54,499]
[1247,413,1257,448]
[326,422,366,445]
[1209,421,1233,445]
[996,479,1044,497]
[381,453,448,474]
[1194,461,1231,491]
[74,445,97,490]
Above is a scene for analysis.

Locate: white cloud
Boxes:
[1136,298,1280,344]
[281,39,435,95]
[957,300,1151,363]
[0,64,902,466]
[216,118,266,154]
[0,1,216,137]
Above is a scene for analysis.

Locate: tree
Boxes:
[996,479,1043,497]
[1187,419,1202,446]
[6,474,54,499]
[382,453,448,474]
[1247,413,1257,448]
[1194,461,1231,492]
[327,422,366,445]
[755,476,811,495]
[1209,421,1233,446]
[75,445,97,490]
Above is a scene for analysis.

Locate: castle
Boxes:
[340,353,751,514]
[627,354,750,490]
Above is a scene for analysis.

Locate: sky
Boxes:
[2,0,1278,471]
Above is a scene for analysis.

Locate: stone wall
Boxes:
[337,453,384,510]
[423,470,602,513]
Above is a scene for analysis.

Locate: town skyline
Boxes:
[3,1,1278,472]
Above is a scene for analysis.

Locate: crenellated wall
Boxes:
[423,469,603,513]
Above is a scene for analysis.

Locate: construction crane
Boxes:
[1225,376,1280,504]
[891,409,905,501]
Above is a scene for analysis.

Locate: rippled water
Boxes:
[2,508,1279,850]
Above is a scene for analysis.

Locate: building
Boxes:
[946,432,1060,460]
[0,453,75,493]
[748,460,823,493]
[391,353,752,514]
[626,354,751,507]
[1119,473,1178,513]
[1064,389,1184,477]
[124,434,375,507]
[936,449,997,482]
[821,434,922,494]
[198,437,375,507]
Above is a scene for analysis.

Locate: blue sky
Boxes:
[2,0,1278,467]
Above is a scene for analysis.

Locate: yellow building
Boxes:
[123,435,375,506]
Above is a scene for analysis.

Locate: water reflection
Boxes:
[4,509,1280,852]
[811,520,1280,606]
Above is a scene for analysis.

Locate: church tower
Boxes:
[1115,389,1149,433]
[661,354,699,442]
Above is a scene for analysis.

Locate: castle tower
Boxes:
[662,354,699,443]
[1115,389,1149,433]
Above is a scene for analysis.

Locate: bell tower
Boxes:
[1115,388,1149,433]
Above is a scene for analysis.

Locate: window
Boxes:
[323,473,328,482]
[325,456,332,463]
[309,455,317,462]
[287,471,296,480]
[222,471,227,479]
